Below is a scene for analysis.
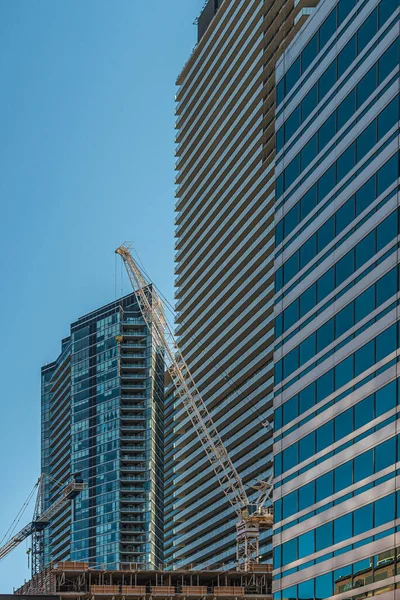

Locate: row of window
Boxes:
[277,0,397,110]
[275,411,397,523]
[277,31,399,153]
[276,264,398,384]
[275,322,399,477]
[275,545,400,600]
[277,187,398,338]
[276,491,399,569]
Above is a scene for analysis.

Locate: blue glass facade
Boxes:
[41,292,164,571]
[273,0,399,598]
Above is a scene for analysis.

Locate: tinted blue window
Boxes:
[354,449,374,483]
[377,211,398,252]
[316,522,333,552]
[337,143,355,182]
[319,112,336,152]
[284,347,298,378]
[300,283,317,317]
[282,538,297,564]
[317,318,334,353]
[302,34,318,73]
[337,36,356,78]
[355,394,374,429]
[277,79,285,107]
[283,444,298,471]
[276,313,283,339]
[273,545,282,570]
[355,175,376,215]
[317,421,333,452]
[355,339,375,377]
[285,107,301,142]
[299,530,315,559]
[286,57,301,95]
[276,267,283,291]
[301,185,317,220]
[319,10,336,51]
[282,586,297,600]
[355,286,375,322]
[318,165,336,203]
[276,220,283,247]
[357,66,377,108]
[376,325,396,362]
[285,203,300,237]
[275,406,283,430]
[276,127,284,154]
[376,267,397,305]
[336,303,354,338]
[334,512,352,543]
[379,0,398,28]
[378,39,400,84]
[317,370,334,402]
[336,196,355,234]
[317,267,335,302]
[377,153,398,196]
[283,491,298,519]
[337,0,356,25]
[337,89,356,130]
[284,395,299,425]
[318,216,335,253]
[335,408,353,441]
[298,579,314,600]
[378,97,399,140]
[316,471,333,502]
[357,121,377,162]
[285,155,301,190]
[284,252,299,286]
[299,384,315,414]
[357,9,378,54]
[354,503,373,536]
[301,134,318,170]
[375,437,396,472]
[319,61,337,101]
[336,250,354,287]
[375,380,396,417]
[374,493,395,527]
[335,356,353,390]
[315,573,333,599]
[301,84,318,122]
[355,230,375,270]
[284,300,299,331]
[299,481,315,511]
[300,333,316,365]
[299,432,315,462]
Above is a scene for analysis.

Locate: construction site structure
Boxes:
[15,562,272,598]
[115,243,273,572]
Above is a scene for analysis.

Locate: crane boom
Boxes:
[116,243,249,518]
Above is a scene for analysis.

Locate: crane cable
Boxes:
[0,480,39,547]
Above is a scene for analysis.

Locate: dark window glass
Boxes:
[302,34,319,73]
[285,155,301,190]
[277,79,285,107]
[284,202,301,238]
[302,84,318,122]
[357,65,377,109]
[276,173,284,199]
[282,586,297,600]
[336,250,354,287]
[356,121,377,162]
[299,530,315,559]
[377,153,399,196]
[301,134,318,171]
[317,216,335,253]
[355,230,375,270]
[335,408,353,442]
[336,303,354,338]
[300,283,317,318]
[355,285,375,322]
[377,211,398,252]
[316,523,333,552]
[375,380,396,417]
[276,219,283,247]
[282,538,297,565]
[284,252,299,286]
[275,266,283,293]
[315,573,333,599]
[319,112,336,152]
[317,420,333,452]
[286,57,301,95]
[338,0,356,25]
[299,481,315,511]
[275,406,283,430]
[319,10,337,51]
[378,38,400,84]
[275,453,282,477]
[379,0,398,28]
[319,61,337,101]
[337,143,355,182]
[354,503,373,536]
[316,471,333,502]
[275,360,283,386]
[374,493,395,527]
[376,268,397,306]
[354,449,374,483]
[283,490,298,519]
[355,175,376,215]
[317,318,334,353]
[283,395,299,425]
[277,127,284,154]
[283,346,299,378]
[283,444,298,472]
[335,355,353,390]
[298,579,314,600]
[301,185,317,220]
[317,370,334,402]
[355,340,375,377]
[299,432,315,462]
[337,36,357,78]
[336,196,355,235]
[375,437,396,472]
[355,394,374,429]
[357,9,378,54]
[318,164,336,203]
[285,106,301,142]
[378,97,399,140]
[334,512,352,543]
[284,300,299,331]
[273,546,282,570]
[300,332,316,365]
[299,384,315,414]
[337,89,356,130]
[376,324,396,362]
[317,267,335,302]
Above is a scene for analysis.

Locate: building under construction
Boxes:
[15,563,272,599]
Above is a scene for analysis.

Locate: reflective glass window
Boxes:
[283,444,298,471]
[286,57,301,96]
[337,143,355,182]
[377,211,398,252]
[378,97,399,140]
[356,121,377,162]
[335,355,353,390]
[284,252,299,286]
[354,503,373,536]
[299,384,315,414]
[285,107,301,142]
[334,512,352,543]
[354,449,374,483]
[283,395,299,425]
[375,437,396,472]
[336,303,354,338]
[285,202,300,237]
[299,481,315,511]
[336,196,355,235]
[300,235,317,270]
[379,0,398,28]
[337,89,356,130]
[357,66,377,108]
[318,164,336,203]
[317,267,335,302]
[283,490,298,519]
[317,216,335,253]
[337,36,357,78]
[300,333,316,365]
[302,34,318,73]
[317,318,334,353]
[378,38,400,84]
[376,324,396,363]
[335,461,352,493]
[336,250,354,287]
[374,493,395,527]
[355,175,376,216]
[299,432,315,462]
[301,185,317,220]
[298,579,314,600]
[285,155,301,190]
[375,380,396,417]
[355,340,375,377]
[300,284,317,318]
[319,62,337,102]
[284,300,299,331]
[301,84,318,122]
[317,369,334,402]
[357,9,378,54]
[355,285,375,322]
[317,420,333,452]
[319,10,337,51]
[319,113,336,152]
[376,267,397,306]
[316,471,333,502]
[355,394,374,429]
[335,408,353,442]
[299,530,315,559]
[315,573,333,599]
[377,153,398,196]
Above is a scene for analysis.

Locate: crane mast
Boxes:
[116,243,273,571]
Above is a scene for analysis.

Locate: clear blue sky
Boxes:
[0,0,203,590]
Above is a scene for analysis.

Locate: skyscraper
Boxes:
[273,0,399,597]
[165,0,317,570]
[41,292,164,571]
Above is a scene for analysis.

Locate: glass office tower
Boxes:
[273,0,400,598]
[41,292,164,571]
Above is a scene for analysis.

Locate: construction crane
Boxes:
[116,242,273,572]
[0,473,85,576]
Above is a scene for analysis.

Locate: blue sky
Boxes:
[0,0,204,590]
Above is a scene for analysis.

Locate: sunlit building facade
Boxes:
[41,292,164,570]
[273,0,400,598]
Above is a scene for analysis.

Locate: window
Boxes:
[337,36,357,78]
[376,267,397,305]
[355,285,375,322]
[355,339,375,376]
[337,0,356,25]
[357,65,377,108]
[301,84,318,122]
[375,437,396,472]
[335,408,353,441]
[300,333,316,364]
[299,432,315,462]
[337,89,356,130]
[283,491,298,519]
[282,538,297,565]
[317,267,335,302]
[319,10,336,51]
[284,252,299,286]
[354,503,373,536]
[377,210,398,251]
[301,185,317,220]
[378,38,399,84]
[283,444,298,472]
[354,449,374,483]
[300,284,317,318]
[374,493,395,527]
[302,34,318,73]
[318,216,335,253]
[316,471,333,502]
[316,522,333,552]
[336,303,354,338]
[285,155,301,190]
[357,9,378,54]
[319,61,337,101]
[317,421,333,452]
[285,107,301,142]
[379,0,398,28]
[299,384,315,414]
[335,356,353,390]
[375,380,396,417]
[376,325,396,362]
[356,231,375,270]
[378,97,399,140]
[317,370,334,402]
[283,395,299,425]
[318,164,336,203]
[355,175,376,215]
[284,202,300,238]
[319,113,336,151]
[356,121,377,162]
[286,58,301,96]
[315,573,333,599]
[299,530,315,559]
[299,481,315,511]
[317,318,334,353]
[377,154,398,196]
[334,512,352,544]
[337,143,355,182]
